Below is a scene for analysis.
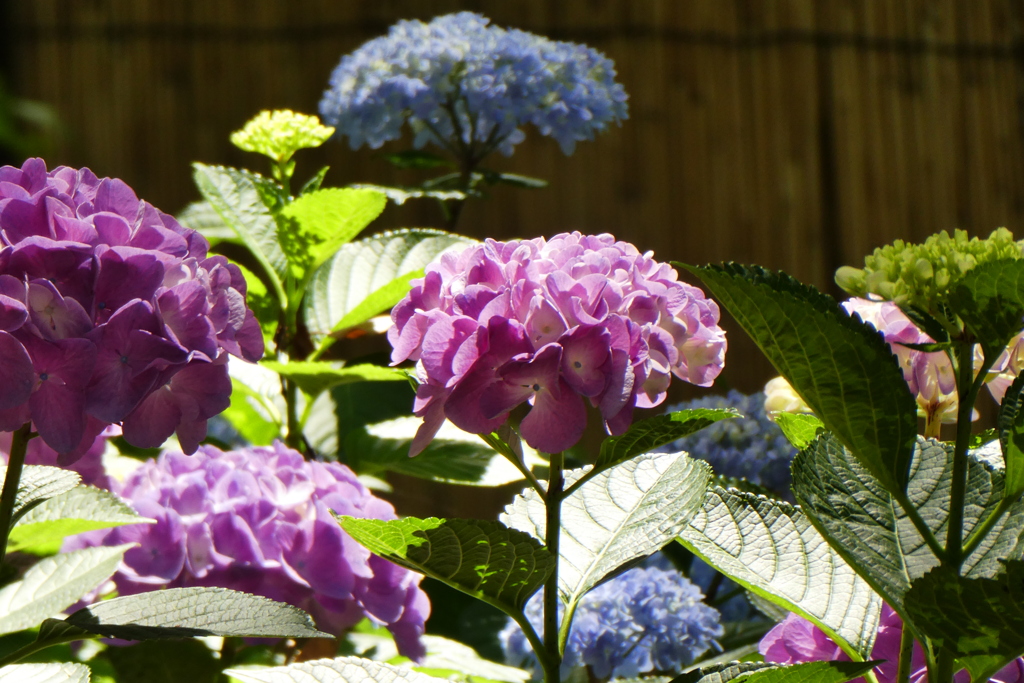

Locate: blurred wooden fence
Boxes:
[5,0,1024,397]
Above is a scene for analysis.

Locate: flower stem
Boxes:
[895,621,914,683]
[542,452,564,683]
[0,423,33,564]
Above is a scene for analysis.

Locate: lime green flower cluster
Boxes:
[230,110,334,183]
[835,228,1024,314]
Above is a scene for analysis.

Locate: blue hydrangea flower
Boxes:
[500,566,722,680]
[319,12,628,156]
[659,390,797,496]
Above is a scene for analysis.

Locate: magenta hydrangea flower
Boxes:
[389,233,727,454]
[0,159,262,460]
[760,608,1024,683]
[65,442,429,658]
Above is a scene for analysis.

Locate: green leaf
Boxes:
[277,187,386,287]
[791,434,1024,616]
[948,259,1024,354]
[103,639,221,683]
[221,377,281,446]
[0,662,91,683]
[176,201,238,244]
[685,263,918,493]
[677,487,881,658]
[235,262,280,345]
[300,166,330,195]
[502,452,710,613]
[380,150,454,170]
[336,516,553,615]
[303,381,415,459]
[8,486,149,555]
[262,361,405,399]
[192,164,287,300]
[5,465,81,525]
[64,587,328,639]
[971,428,999,450]
[674,660,879,683]
[999,371,1024,500]
[904,561,1024,682]
[773,413,824,450]
[348,184,467,206]
[329,270,422,334]
[0,544,130,636]
[592,409,739,478]
[345,417,539,487]
[348,632,530,683]
[226,657,451,683]
[479,171,548,189]
[303,229,475,342]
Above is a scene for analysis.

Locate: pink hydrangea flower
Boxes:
[65,442,430,658]
[0,159,262,459]
[760,608,1024,683]
[389,233,727,454]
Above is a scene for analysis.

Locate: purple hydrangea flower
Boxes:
[65,442,430,658]
[388,233,727,455]
[0,159,263,459]
[760,608,1024,683]
[500,565,722,680]
[319,12,628,156]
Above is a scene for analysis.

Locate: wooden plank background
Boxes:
[5,0,1024,401]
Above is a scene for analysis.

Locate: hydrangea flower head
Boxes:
[389,232,727,454]
[835,228,1024,317]
[657,390,797,496]
[500,565,722,680]
[230,110,335,164]
[319,12,628,156]
[761,607,1024,683]
[0,159,262,459]
[65,442,430,658]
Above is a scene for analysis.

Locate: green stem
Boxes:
[0,423,33,564]
[933,648,956,683]
[894,492,946,558]
[895,622,914,683]
[542,452,564,683]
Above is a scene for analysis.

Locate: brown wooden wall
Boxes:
[6,0,1024,397]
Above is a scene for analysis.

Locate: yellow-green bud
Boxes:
[230,110,335,164]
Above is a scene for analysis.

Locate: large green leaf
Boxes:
[226,657,450,683]
[685,263,918,494]
[304,229,475,342]
[277,188,386,288]
[262,361,405,399]
[791,434,1024,616]
[0,663,91,683]
[998,371,1024,501]
[674,660,879,683]
[904,562,1024,682]
[63,587,328,639]
[501,451,710,613]
[5,465,81,525]
[0,544,130,635]
[192,163,287,297]
[337,516,552,615]
[303,381,415,459]
[947,259,1024,355]
[348,631,530,683]
[678,487,881,659]
[587,409,738,481]
[8,486,148,555]
[235,261,280,345]
[103,639,221,683]
[176,200,237,244]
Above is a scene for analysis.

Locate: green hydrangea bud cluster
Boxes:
[835,228,1024,314]
[230,110,335,167]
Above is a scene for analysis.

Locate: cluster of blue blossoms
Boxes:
[500,565,722,680]
[319,12,628,156]
[660,390,797,497]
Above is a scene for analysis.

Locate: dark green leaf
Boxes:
[479,170,548,189]
[999,371,1024,500]
[895,341,955,353]
[300,165,330,195]
[221,378,280,446]
[594,409,739,475]
[899,305,951,345]
[773,413,824,450]
[948,259,1024,354]
[303,380,415,459]
[674,660,879,683]
[65,587,328,639]
[263,361,405,398]
[104,639,221,683]
[380,150,454,170]
[685,263,918,493]
[336,516,553,615]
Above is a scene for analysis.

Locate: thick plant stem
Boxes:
[934,648,956,683]
[542,452,564,683]
[0,423,32,564]
[895,623,914,683]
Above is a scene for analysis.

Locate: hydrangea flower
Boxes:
[656,390,797,496]
[500,565,722,680]
[0,159,263,459]
[761,607,1024,683]
[388,232,727,455]
[320,12,628,156]
[763,376,812,415]
[230,110,335,165]
[65,442,430,658]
